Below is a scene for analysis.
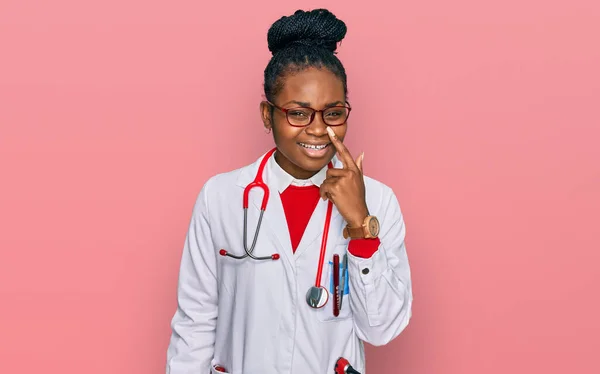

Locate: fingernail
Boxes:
[326,127,336,137]
[361,152,365,162]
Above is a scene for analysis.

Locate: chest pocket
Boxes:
[317,244,353,322]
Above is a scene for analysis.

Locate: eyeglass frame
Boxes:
[266,101,352,127]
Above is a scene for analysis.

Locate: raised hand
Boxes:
[320,127,369,228]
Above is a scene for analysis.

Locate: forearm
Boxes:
[347,242,412,346]
[166,183,219,372]
[166,306,216,373]
[346,191,413,346]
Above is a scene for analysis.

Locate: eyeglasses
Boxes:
[267,101,352,127]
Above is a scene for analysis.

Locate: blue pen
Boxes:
[339,254,348,310]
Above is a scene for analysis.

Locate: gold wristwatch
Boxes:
[343,215,380,239]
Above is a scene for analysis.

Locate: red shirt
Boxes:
[279,185,380,258]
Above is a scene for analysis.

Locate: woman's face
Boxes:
[261,67,348,180]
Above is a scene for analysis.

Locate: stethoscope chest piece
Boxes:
[306,285,329,308]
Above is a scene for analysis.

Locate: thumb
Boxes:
[355,152,364,172]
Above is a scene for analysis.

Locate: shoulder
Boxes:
[191,160,256,211]
[204,165,245,192]
[363,174,396,200]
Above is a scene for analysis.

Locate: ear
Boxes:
[260,101,273,132]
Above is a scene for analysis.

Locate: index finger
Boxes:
[326,127,357,170]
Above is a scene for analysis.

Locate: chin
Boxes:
[294,152,334,171]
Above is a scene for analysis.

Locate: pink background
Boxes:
[1,0,599,373]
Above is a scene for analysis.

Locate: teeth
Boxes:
[300,143,328,150]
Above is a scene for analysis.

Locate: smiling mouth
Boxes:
[298,143,330,150]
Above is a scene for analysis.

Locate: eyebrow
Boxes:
[282,100,311,107]
[282,100,345,108]
[325,101,345,107]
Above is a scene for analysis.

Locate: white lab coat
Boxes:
[166,151,413,374]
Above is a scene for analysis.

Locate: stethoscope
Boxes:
[219,147,334,309]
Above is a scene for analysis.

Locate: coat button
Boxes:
[362,268,370,274]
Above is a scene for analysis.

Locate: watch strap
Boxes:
[343,225,366,239]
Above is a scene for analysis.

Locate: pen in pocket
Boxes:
[333,254,340,317]
[339,254,347,310]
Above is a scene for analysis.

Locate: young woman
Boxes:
[166,9,413,374]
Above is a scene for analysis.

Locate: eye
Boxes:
[324,109,346,118]
[288,110,310,118]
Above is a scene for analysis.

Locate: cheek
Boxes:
[274,121,304,141]
[333,126,348,140]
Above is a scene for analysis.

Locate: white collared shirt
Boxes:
[267,153,328,193]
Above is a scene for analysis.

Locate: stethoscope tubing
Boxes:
[220,147,333,269]
[220,148,279,261]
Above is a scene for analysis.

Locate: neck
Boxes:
[274,151,318,180]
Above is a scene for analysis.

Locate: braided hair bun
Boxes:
[267,9,347,55]
[262,8,349,102]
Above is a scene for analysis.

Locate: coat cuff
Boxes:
[347,238,381,258]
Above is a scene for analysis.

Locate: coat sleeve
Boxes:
[347,186,413,346]
[166,181,219,373]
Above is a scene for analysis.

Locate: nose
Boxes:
[304,111,328,137]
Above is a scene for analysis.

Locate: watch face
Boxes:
[368,217,380,236]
